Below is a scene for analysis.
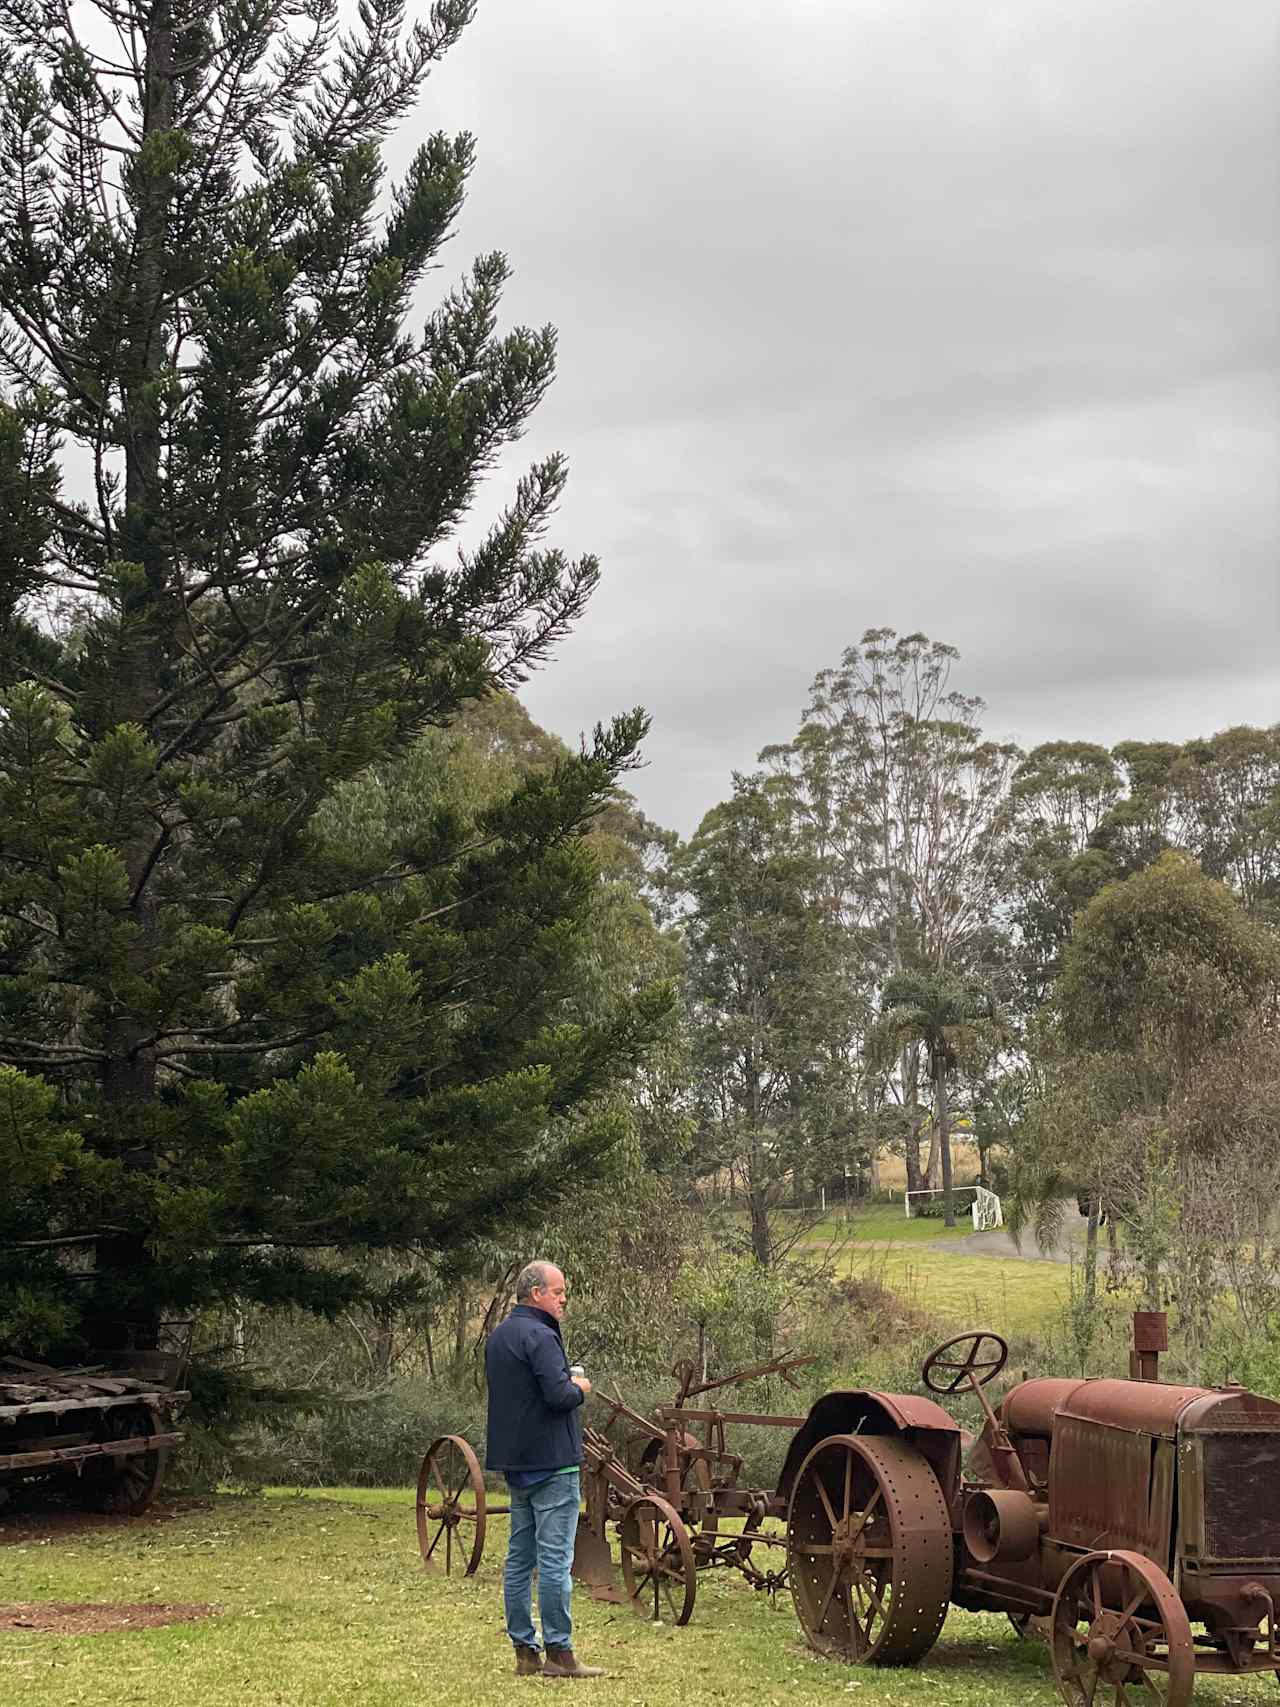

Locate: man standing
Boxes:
[485,1260,605,1679]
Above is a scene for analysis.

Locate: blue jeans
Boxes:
[503,1471,580,1650]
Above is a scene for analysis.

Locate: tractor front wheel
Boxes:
[1050,1549,1194,1707]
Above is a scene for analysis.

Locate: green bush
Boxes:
[255,1378,489,1488]
[911,1188,978,1220]
[172,1375,488,1492]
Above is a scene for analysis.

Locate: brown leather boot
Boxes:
[512,1644,544,1677]
[542,1646,605,1679]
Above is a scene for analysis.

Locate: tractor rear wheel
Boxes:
[786,1432,952,1665]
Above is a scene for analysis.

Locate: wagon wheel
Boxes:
[81,1404,167,1515]
[787,1432,952,1665]
[619,1492,696,1625]
[1050,1549,1194,1707]
[416,1435,486,1576]
[922,1330,1008,1395]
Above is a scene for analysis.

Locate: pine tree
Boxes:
[0,0,668,1353]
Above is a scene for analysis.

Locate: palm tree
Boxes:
[879,971,999,1228]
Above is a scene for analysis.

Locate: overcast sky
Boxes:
[414,0,1280,836]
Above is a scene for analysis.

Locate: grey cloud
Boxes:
[409,0,1280,833]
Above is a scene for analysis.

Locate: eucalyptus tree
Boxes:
[1005,741,1124,1006]
[763,629,1018,1191]
[1174,727,1280,919]
[673,775,862,1268]
[0,0,670,1357]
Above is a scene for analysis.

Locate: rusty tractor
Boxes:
[780,1317,1280,1704]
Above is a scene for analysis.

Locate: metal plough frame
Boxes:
[417,1349,816,1629]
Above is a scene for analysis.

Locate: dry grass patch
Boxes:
[0,1602,215,1635]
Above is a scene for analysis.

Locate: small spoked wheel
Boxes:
[787,1432,952,1665]
[922,1330,1009,1395]
[1050,1549,1194,1707]
[619,1492,696,1625]
[416,1434,486,1576]
[81,1405,168,1515]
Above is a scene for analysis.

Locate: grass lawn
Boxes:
[842,1245,1072,1338]
[1,1490,1274,1706]
[848,1204,970,1243]
[776,1204,969,1246]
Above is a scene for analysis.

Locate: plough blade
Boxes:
[572,1516,624,1603]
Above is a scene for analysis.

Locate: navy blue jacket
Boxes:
[484,1304,584,1473]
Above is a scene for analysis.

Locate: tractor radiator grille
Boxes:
[1203,1433,1280,1559]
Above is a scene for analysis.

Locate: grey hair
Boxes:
[515,1260,555,1301]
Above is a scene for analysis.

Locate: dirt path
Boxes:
[930,1202,1112,1265]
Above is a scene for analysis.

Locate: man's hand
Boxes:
[571,1375,592,1394]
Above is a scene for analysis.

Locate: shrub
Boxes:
[911,1187,978,1220]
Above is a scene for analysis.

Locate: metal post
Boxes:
[1130,1310,1167,1381]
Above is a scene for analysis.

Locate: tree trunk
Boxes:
[1083,1194,1100,1313]
[745,1062,771,1266]
[748,1182,771,1267]
[901,1045,924,1195]
[97,4,178,1339]
[1068,1192,1102,1376]
[924,1123,942,1190]
[371,1321,394,1382]
[902,1128,924,1196]
[452,1288,470,1376]
[1106,1207,1119,1274]
[937,1060,955,1228]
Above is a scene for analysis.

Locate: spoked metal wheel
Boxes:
[416,1434,486,1576]
[619,1492,696,1625]
[787,1432,952,1665]
[1050,1549,1194,1707]
[81,1405,167,1515]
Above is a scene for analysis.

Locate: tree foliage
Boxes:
[761,629,1018,1192]
[672,775,860,1267]
[1015,853,1278,1365]
[876,969,1001,1227]
[0,0,671,1353]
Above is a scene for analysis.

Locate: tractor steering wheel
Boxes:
[922,1330,1009,1395]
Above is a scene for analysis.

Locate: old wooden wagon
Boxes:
[0,1322,189,1515]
